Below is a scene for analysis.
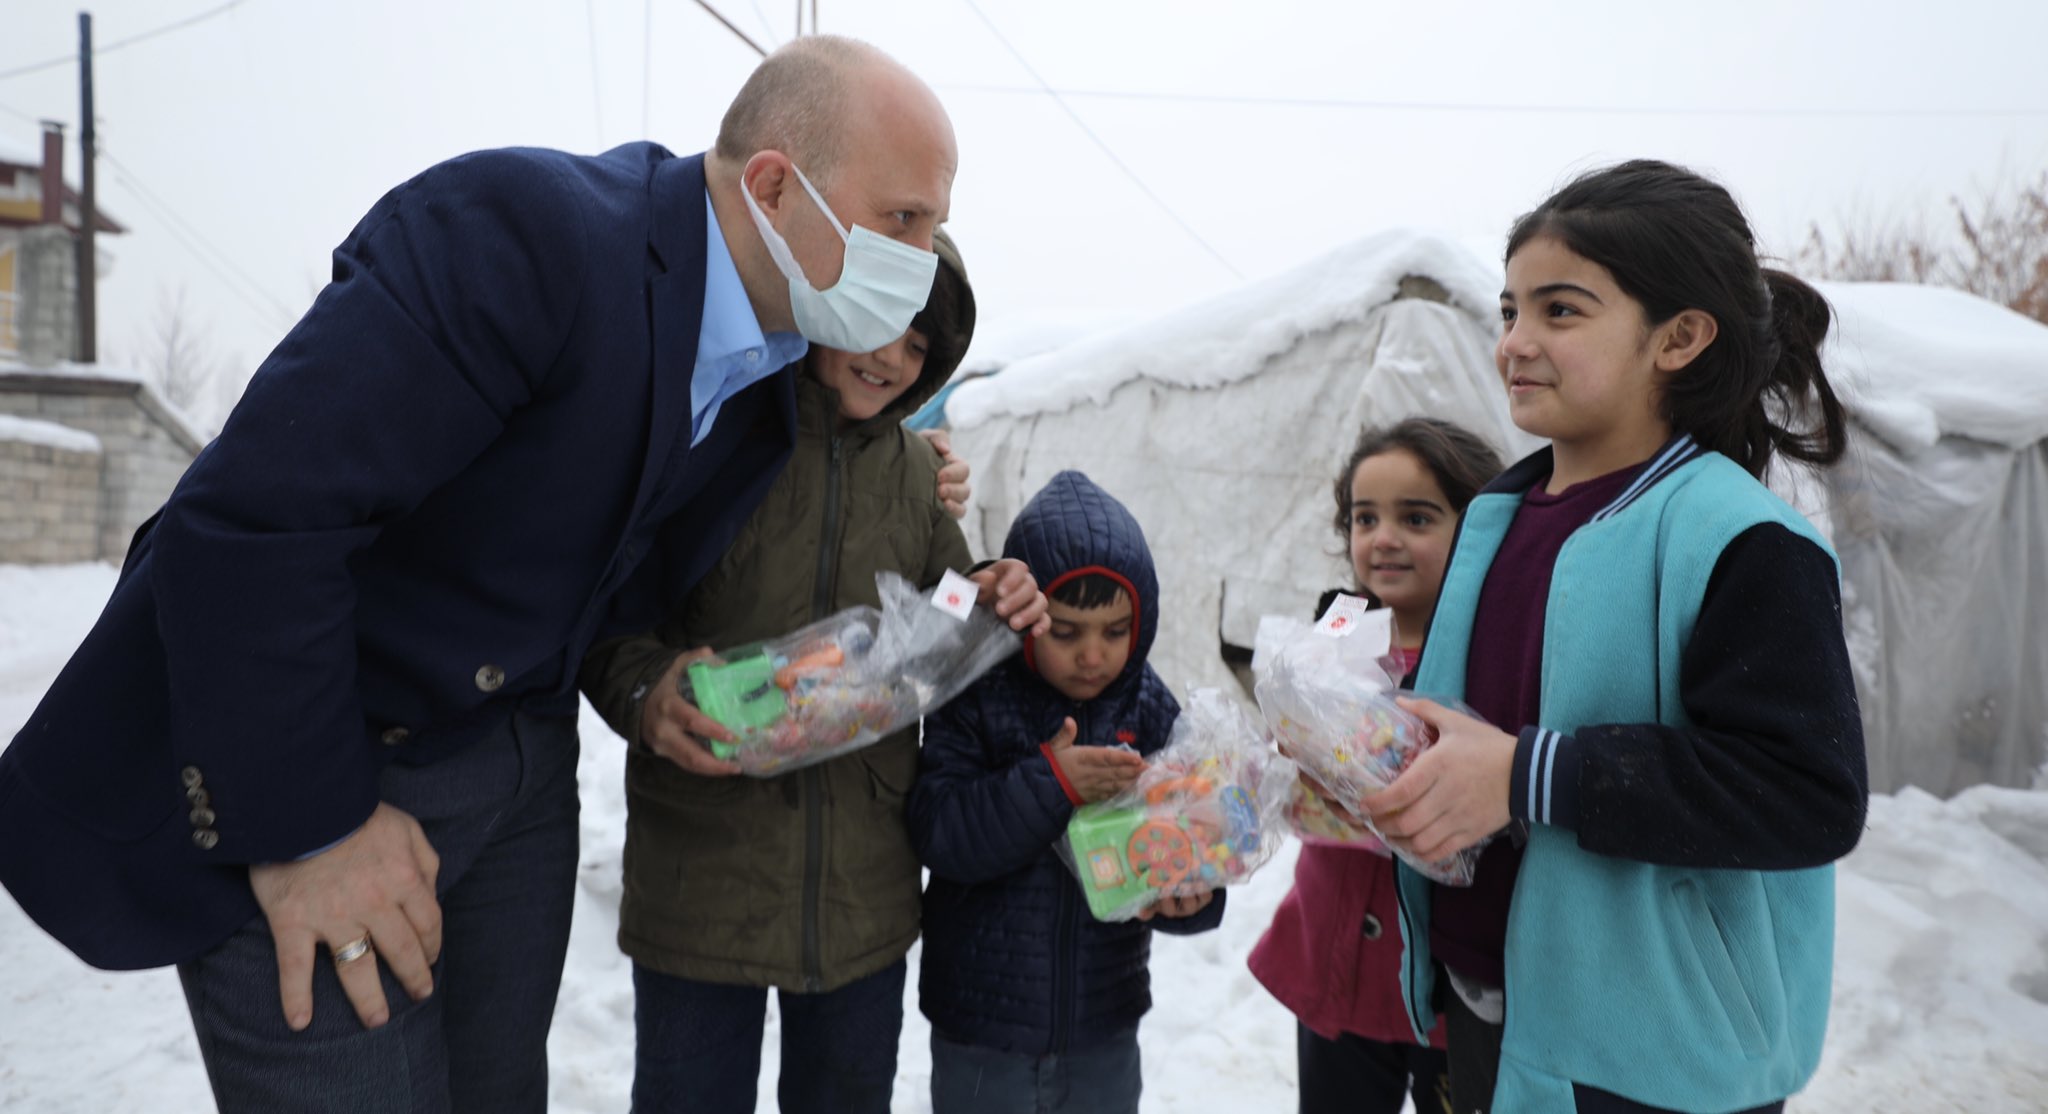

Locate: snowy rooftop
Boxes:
[0,131,125,231]
[0,131,46,169]
[949,228,1502,428]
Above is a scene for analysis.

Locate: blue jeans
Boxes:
[929,1029,1141,1114]
[177,710,582,1114]
[631,959,907,1114]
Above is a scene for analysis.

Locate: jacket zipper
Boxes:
[1049,700,1088,1053]
[800,431,845,993]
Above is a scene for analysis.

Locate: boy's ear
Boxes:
[1653,309,1719,373]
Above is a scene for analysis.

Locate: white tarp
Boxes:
[1818,284,2048,794]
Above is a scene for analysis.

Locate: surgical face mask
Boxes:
[742,162,939,353]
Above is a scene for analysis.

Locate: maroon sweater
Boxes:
[1427,462,1643,986]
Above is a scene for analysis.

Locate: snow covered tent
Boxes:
[1815,282,2048,795]
[946,229,1537,697]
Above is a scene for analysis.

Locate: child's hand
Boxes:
[917,428,972,519]
[1360,697,1514,861]
[968,558,1051,637]
[1299,773,1374,836]
[1137,891,1214,920]
[1043,717,1147,803]
[642,649,743,777]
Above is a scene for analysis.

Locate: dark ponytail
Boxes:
[1757,269,1847,468]
[1506,160,1848,477]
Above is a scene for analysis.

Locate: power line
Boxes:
[956,0,1243,281]
[0,0,251,84]
[690,0,770,57]
[97,145,301,336]
[744,0,784,48]
[0,98,39,125]
[942,83,2048,120]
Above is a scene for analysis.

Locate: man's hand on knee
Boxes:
[250,802,443,1031]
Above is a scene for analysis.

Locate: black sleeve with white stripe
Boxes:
[1510,727,1586,831]
[1506,524,1869,871]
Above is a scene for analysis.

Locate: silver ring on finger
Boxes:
[331,934,374,966]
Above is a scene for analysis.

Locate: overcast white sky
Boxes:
[5,0,2047,422]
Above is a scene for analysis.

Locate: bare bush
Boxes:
[1798,170,2048,324]
[139,285,219,413]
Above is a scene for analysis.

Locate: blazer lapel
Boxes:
[632,151,711,524]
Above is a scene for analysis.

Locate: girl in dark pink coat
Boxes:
[1248,418,1501,1114]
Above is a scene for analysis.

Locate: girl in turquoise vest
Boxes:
[1362,160,1869,1114]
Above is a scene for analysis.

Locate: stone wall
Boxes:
[0,426,103,564]
[0,371,203,561]
[15,225,78,368]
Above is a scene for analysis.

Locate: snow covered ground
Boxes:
[3,562,2047,1112]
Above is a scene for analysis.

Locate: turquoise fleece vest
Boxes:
[1396,446,1838,1113]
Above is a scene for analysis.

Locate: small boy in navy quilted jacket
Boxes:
[906,469,1225,1114]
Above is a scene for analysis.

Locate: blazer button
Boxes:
[192,829,220,851]
[474,664,506,693]
[180,766,204,789]
[1361,913,1383,940]
[381,726,411,746]
[186,785,211,807]
[190,807,217,828]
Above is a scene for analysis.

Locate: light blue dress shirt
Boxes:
[691,192,808,447]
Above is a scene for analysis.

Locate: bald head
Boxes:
[716,36,921,188]
[707,35,956,333]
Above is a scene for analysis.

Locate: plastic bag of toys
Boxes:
[1253,593,1486,886]
[1283,780,1391,855]
[1059,689,1298,922]
[681,570,1021,776]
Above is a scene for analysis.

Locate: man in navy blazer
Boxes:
[0,34,1028,1114]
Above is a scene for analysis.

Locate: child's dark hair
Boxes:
[908,227,975,387]
[1330,417,1504,541]
[1506,159,1847,477]
[910,246,971,382]
[1048,573,1128,611]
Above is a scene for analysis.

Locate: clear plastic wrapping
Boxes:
[1059,689,1298,922]
[1282,780,1391,855]
[681,572,1021,776]
[1253,595,1486,885]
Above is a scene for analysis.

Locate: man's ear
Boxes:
[741,151,793,219]
[1653,308,1719,373]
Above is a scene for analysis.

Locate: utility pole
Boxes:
[77,10,97,364]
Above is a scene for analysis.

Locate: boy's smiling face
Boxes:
[1034,592,1134,702]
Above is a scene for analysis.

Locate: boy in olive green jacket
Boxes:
[581,231,1045,1113]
